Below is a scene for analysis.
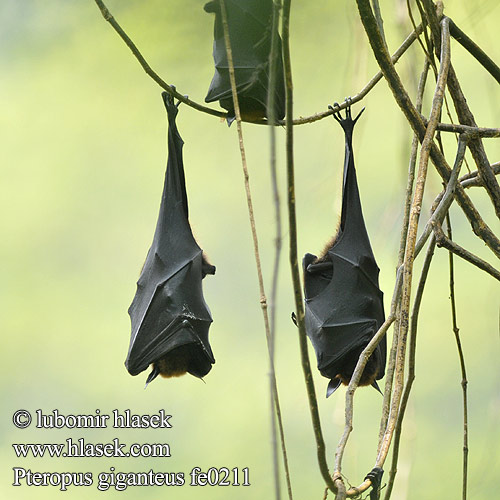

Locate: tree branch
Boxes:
[421,0,500,218]
[449,19,500,85]
[384,235,436,499]
[93,0,226,119]
[218,4,291,500]
[355,0,500,257]
[445,214,469,500]
[281,0,337,495]
[432,222,500,281]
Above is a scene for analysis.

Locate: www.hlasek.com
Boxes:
[13,438,171,459]
[13,467,250,491]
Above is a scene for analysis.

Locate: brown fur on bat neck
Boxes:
[312,219,342,265]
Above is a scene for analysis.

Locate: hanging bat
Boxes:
[125,92,216,386]
[302,101,386,397]
[204,0,286,123]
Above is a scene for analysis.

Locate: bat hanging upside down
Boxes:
[301,100,386,397]
[204,0,286,124]
[125,92,216,387]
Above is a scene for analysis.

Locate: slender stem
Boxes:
[379,53,429,460]
[421,1,500,218]
[267,1,281,496]
[415,133,467,257]
[218,4,290,500]
[371,0,386,46]
[445,214,469,500]
[431,222,500,281]
[267,2,293,499]
[356,0,500,258]
[379,12,450,469]
[449,19,500,85]
[429,123,500,137]
[281,0,337,495]
[461,163,500,189]
[93,0,226,119]
[384,236,437,499]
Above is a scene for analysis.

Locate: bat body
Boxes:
[204,0,286,123]
[302,104,386,397]
[125,93,215,386]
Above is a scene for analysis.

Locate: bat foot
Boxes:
[364,467,384,500]
[291,312,298,327]
[329,98,365,129]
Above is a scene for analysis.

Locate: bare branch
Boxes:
[281,0,337,495]
[449,19,500,85]
[379,56,430,451]
[355,0,500,257]
[432,222,500,281]
[415,133,467,256]
[218,4,291,500]
[421,1,500,218]
[93,0,226,119]
[267,1,293,498]
[289,22,424,126]
[384,235,436,499]
[445,214,469,500]
[378,13,451,470]
[431,123,500,137]
[461,163,500,188]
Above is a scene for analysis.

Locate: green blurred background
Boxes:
[1,0,499,498]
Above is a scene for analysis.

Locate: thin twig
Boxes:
[432,222,500,281]
[281,0,337,495]
[406,0,432,64]
[355,0,500,258]
[268,0,282,495]
[267,1,293,499]
[93,0,226,119]
[460,163,500,188]
[384,235,436,499]
[421,1,500,218]
[430,123,500,137]
[371,0,386,46]
[379,56,430,449]
[289,22,424,126]
[378,13,451,471]
[415,133,467,256]
[445,213,469,500]
[449,19,500,85]
[218,4,290,500]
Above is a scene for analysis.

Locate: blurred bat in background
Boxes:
[204,0,286,123]
[126,92,216,386]
[301,102,386,397]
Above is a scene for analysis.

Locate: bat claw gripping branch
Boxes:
[364,467,384,500]
[329,98,365,129]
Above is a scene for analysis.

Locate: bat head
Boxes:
[326,344,384,397]
[144,342,214,387]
